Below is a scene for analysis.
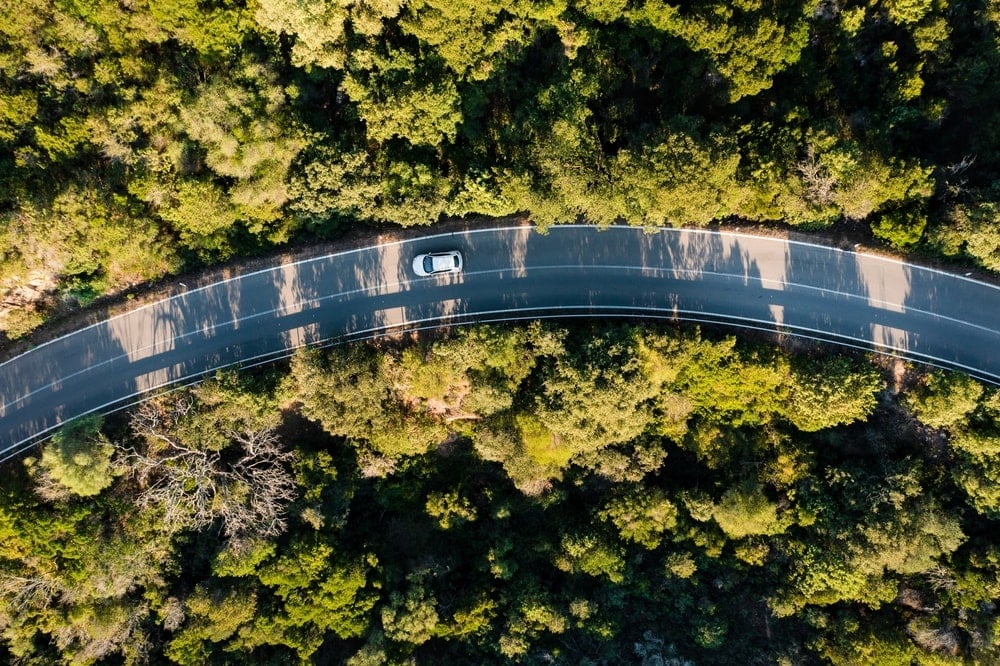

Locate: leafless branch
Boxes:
[119,397,297,544]
[945,155,975,176]
[30,468,74,503]
[797,147,836,206]
[50,600,151,665]
[0,574,59,613]
[926,564,957,592]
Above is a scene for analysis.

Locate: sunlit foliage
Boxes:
[2,322,996,663]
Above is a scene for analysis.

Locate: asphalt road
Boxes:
[2,224,1000,461]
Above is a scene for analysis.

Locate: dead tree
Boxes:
[120,397,297,547]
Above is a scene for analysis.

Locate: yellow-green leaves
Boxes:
[36,415,114,499]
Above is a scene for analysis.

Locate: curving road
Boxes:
[2,224,1000,461]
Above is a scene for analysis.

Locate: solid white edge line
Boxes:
[4,224,997,370]
[4,224,1000,458]
[4,261,997,415]
[4,303,999,463]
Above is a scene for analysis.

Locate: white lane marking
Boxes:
[4,262,998,415]
[7,301,999,462]
[0,225,525,369]
[581,225,1000,291]
[5,224,998,370]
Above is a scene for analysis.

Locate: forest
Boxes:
[3,0,1000,337]
[2,321,1000,664]
[4,1,1000,664]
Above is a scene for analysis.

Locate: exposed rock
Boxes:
[0,270,60,337]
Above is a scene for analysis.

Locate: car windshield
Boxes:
[423,256,435,273]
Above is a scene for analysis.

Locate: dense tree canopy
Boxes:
[1,322,998,664]
[3,0,1000,661]
[4,0,1000,338]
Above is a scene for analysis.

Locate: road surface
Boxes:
[2,224,1000,461]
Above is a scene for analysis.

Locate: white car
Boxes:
[412,250,463,276]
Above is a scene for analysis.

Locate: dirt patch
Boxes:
[1,215,990,364]
[0,215,524,362]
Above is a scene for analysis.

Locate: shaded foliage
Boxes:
[7,0,1000,338]
[1,322,996,664]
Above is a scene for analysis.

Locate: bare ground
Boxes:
[1,215,990,365]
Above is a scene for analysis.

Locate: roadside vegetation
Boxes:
[4,2,1000,663]
[2,322,1000,664]
[3,0,1000,336]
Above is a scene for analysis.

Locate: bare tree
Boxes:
[357,448,397,479]
[50,600,151,666]
[797,147,836,206]
[0,574,59,615]
[30,468,74,503]
[908,622,961,656]
[945,154,976,176]
[942,154,976,199]
[120,397,297,547]
[925,563,957,592]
